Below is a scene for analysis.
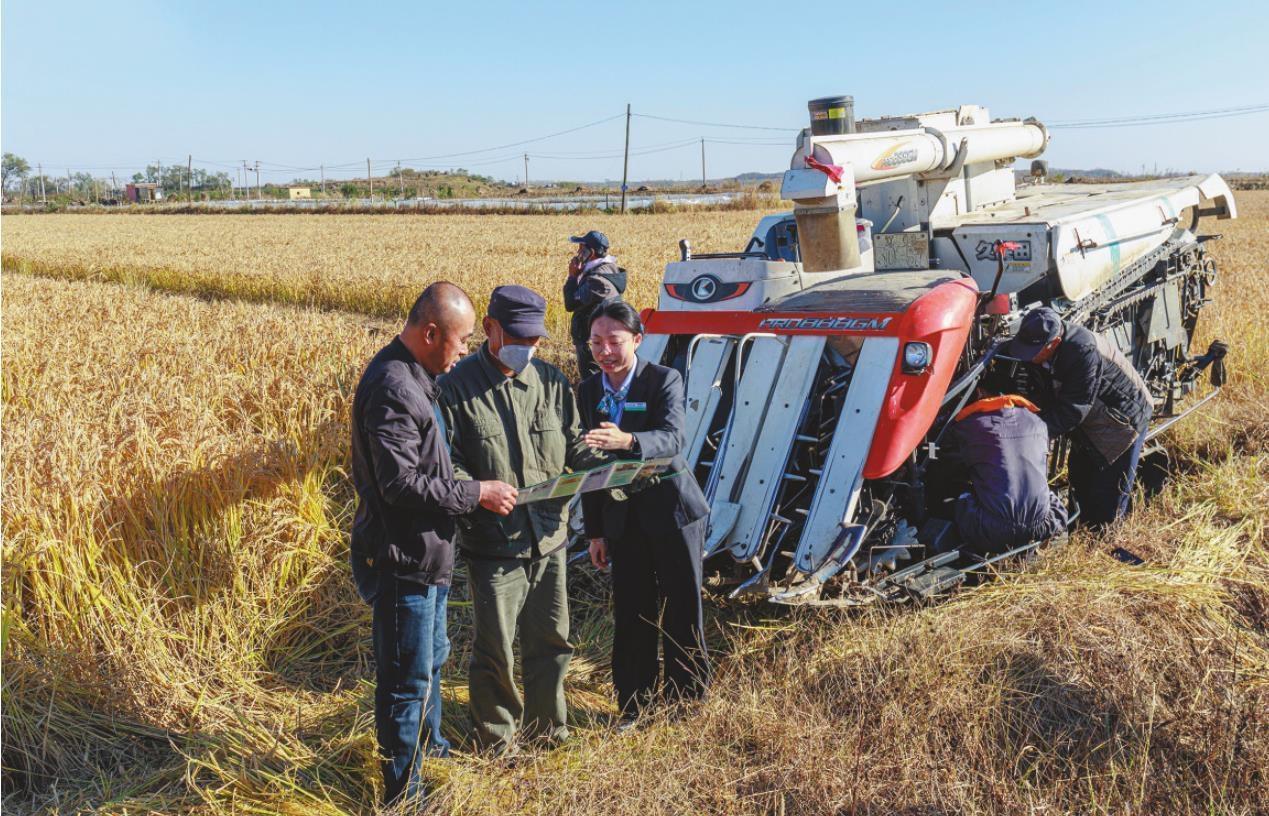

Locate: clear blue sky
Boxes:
[4,0,1267,184]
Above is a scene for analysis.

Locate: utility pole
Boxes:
[254,161,261,199]
[38,164,45,203]
[398,162,404,199]
[367,158,373,198]
[111,171,117,200]
[187,154,193,202]
[243,161,250,199]
[67,169,72,200]
[700,138,706,188]
[620,103,631,214]
[320,164,325,196]
[523,153,530,191]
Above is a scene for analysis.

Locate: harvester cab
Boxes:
[635,96,1238,605]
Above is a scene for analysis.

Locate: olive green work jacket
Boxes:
[438,344,603,559]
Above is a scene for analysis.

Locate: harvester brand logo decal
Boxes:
[975,239,1032,262]
[690,274,719,301]
[871,142,919,171]
[758,316,893,332]
[665,276,750,303]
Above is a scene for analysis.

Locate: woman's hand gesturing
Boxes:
[583,421,633,451]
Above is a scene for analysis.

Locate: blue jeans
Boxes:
[1069,422,1149,527]
[352,557,451,805]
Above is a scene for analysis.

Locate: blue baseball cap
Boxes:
[1004,307,1063,362]
[488,285,549,339]
[569,230,609,254]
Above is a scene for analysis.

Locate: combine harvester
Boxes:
[633,96,1236,606]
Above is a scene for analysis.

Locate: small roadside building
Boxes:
[125,182,162,203]
[288,186,312,200]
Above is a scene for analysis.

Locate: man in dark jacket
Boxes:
[945,393,1067,554]
[1005,307,1154,526]
[350,281,516,806]
[563,230,626,377]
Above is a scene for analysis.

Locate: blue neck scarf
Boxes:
[597,381,631,423]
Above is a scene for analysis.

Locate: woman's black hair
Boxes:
[588,297,643,335]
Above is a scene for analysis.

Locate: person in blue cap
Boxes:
[437,284,604,753]
[564,230,627,378]
[1004,307,1154,527]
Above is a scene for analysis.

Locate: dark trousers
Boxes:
[359,575,451,805]
[1069,423,1149,527]
[466,548,573,751]
[609,515,710,715]
[574,342,599,379]
[955,490,1067,555]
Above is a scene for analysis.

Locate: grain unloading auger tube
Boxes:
[626,96,1237,604]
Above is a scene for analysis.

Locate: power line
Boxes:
[25,101,1269,184]
[703,138,791,147]
[525,137,704,158]
[530,141,701,162]
[392,112,627,163]
[1048,104,1269,128]
[529,138,701,161]
[203,112,630,175]
[633,112,797,132]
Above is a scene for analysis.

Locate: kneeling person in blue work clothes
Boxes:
[945,390,1068,554]
[438,285,602,753]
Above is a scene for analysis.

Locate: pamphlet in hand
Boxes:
[515,457,676,504]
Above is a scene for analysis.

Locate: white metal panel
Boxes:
[658,258,802,313]
[682,337,733,469]
[950,223,1050,295]
[708,337,787,510]
[1048,176,1237,301]
[944,174,1237,230]
[792,337,899,574]
[727,335,826,560]
[1052,204,1176,301]
[636,333,669,366]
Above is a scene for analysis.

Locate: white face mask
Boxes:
[496,343,536,375]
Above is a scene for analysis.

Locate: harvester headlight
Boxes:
[902,342,932,374]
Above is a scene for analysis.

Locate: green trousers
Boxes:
[465,547,573,750]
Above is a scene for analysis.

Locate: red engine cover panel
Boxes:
[863,278,978,479]
[642,276,979,480]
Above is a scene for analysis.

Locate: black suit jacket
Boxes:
[578,359,710,542]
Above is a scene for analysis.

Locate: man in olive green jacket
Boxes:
[438,285,601,752]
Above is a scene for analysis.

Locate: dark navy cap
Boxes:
[488,285,549,339]
[569,230,609,254]
[1005,307,1063,362]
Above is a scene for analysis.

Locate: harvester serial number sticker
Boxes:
[975,239,1032,262]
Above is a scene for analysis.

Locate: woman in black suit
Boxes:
[579,299,711,720]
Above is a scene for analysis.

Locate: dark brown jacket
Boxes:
[350,337,481,586]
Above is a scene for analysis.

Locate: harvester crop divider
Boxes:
[792,337,898,576]
[703,332,783,556]
[683,334,736,470]
[726,336,827,562]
